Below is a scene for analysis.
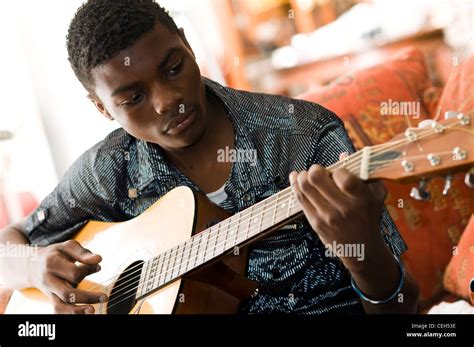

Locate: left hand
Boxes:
[289,163,387,260]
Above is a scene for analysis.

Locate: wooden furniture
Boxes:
[253,28,450,96]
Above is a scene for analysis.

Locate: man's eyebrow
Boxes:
[110,46,184,98]
[111,82,141,98]
[158,46,184,70]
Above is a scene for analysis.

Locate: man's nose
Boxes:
[153,86,183,116]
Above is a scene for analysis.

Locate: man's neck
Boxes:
[163,91,235,191]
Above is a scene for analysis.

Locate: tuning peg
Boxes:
[442,174,453,196]
[410,178,430,201]
[445,111,459,120]
[465,168,474,188]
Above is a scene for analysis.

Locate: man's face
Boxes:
[89,23,207,151]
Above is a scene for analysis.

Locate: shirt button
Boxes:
[242,193,252,202]
[36,209,46,222]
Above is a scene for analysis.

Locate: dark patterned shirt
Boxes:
[23,78,407,314]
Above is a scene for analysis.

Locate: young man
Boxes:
[0,0,417,314]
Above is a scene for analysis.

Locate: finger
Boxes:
[51,255,100,286]
[332,168,367,198]
[294,170,333,216]
[307,164,350,207]
[290,172,323,228]
[49,276,107,305]
[52,294,94,314]
[59,240,102,265]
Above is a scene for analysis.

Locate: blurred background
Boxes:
[0,0,473,227]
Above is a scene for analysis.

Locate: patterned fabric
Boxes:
[444,214,474,300]
[23,78,407,314]
[298,49,474,309]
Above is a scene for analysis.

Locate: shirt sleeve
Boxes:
[308,117,408,257]
[22,146,120,246]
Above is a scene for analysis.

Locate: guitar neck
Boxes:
[136,154,365,299]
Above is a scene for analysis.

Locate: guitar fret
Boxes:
[257,199,266,237]
[145,259,153,293]
[182,239,192,274]
[271,192,279,225]
[223,217,231,252]
[202,230,212,263]
[173,244,182,279]
[155,253,164,288]
[287,189,292,218]
[232,213,240,250]
[217,219,227,255]
[196,232,208,265]
[193,233,202,268]
[245,205,253,242]
[147,258,157,293]
[162,249,172,283]
[138,260,150,297]
[211,224,219,258]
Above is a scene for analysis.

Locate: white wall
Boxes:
[15,0,118,179]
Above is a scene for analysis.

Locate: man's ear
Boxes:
[87,94,114,121]
[178,28,195,59]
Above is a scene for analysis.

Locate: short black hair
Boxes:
[66,0,179,93]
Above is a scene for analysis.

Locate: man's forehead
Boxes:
[91,23,184,93]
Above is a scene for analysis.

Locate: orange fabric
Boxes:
[297,48,474,309]
[297,47,433,148]
[436,54,474,121]
[444,214,474,300]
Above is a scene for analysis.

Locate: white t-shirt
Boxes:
[206,184,228,205]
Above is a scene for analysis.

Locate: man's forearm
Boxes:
[343,237,419,314]
[0,226,35,289]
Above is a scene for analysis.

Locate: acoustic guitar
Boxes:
[6,113,473,314]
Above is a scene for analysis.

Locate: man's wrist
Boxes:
[344,237,401,301]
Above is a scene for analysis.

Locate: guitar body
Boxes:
[6,186,258,314]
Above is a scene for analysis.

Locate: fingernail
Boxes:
[85,307,94,314]
[100,295,108,303]
[95,265,101,272]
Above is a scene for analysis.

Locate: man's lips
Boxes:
[165,110,196,135]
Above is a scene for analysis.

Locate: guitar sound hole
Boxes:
[107,261,144,314]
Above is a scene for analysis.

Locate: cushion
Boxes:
[435,54,474,122]
[297,47,433,148]
[297,48,474,309]
[444,214,474,300]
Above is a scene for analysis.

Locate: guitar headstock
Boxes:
[367,113,473,184]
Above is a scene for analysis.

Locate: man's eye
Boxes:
[122,92,144,106]
[166,61,183,78]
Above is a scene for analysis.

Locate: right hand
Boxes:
[29,240,108,314]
